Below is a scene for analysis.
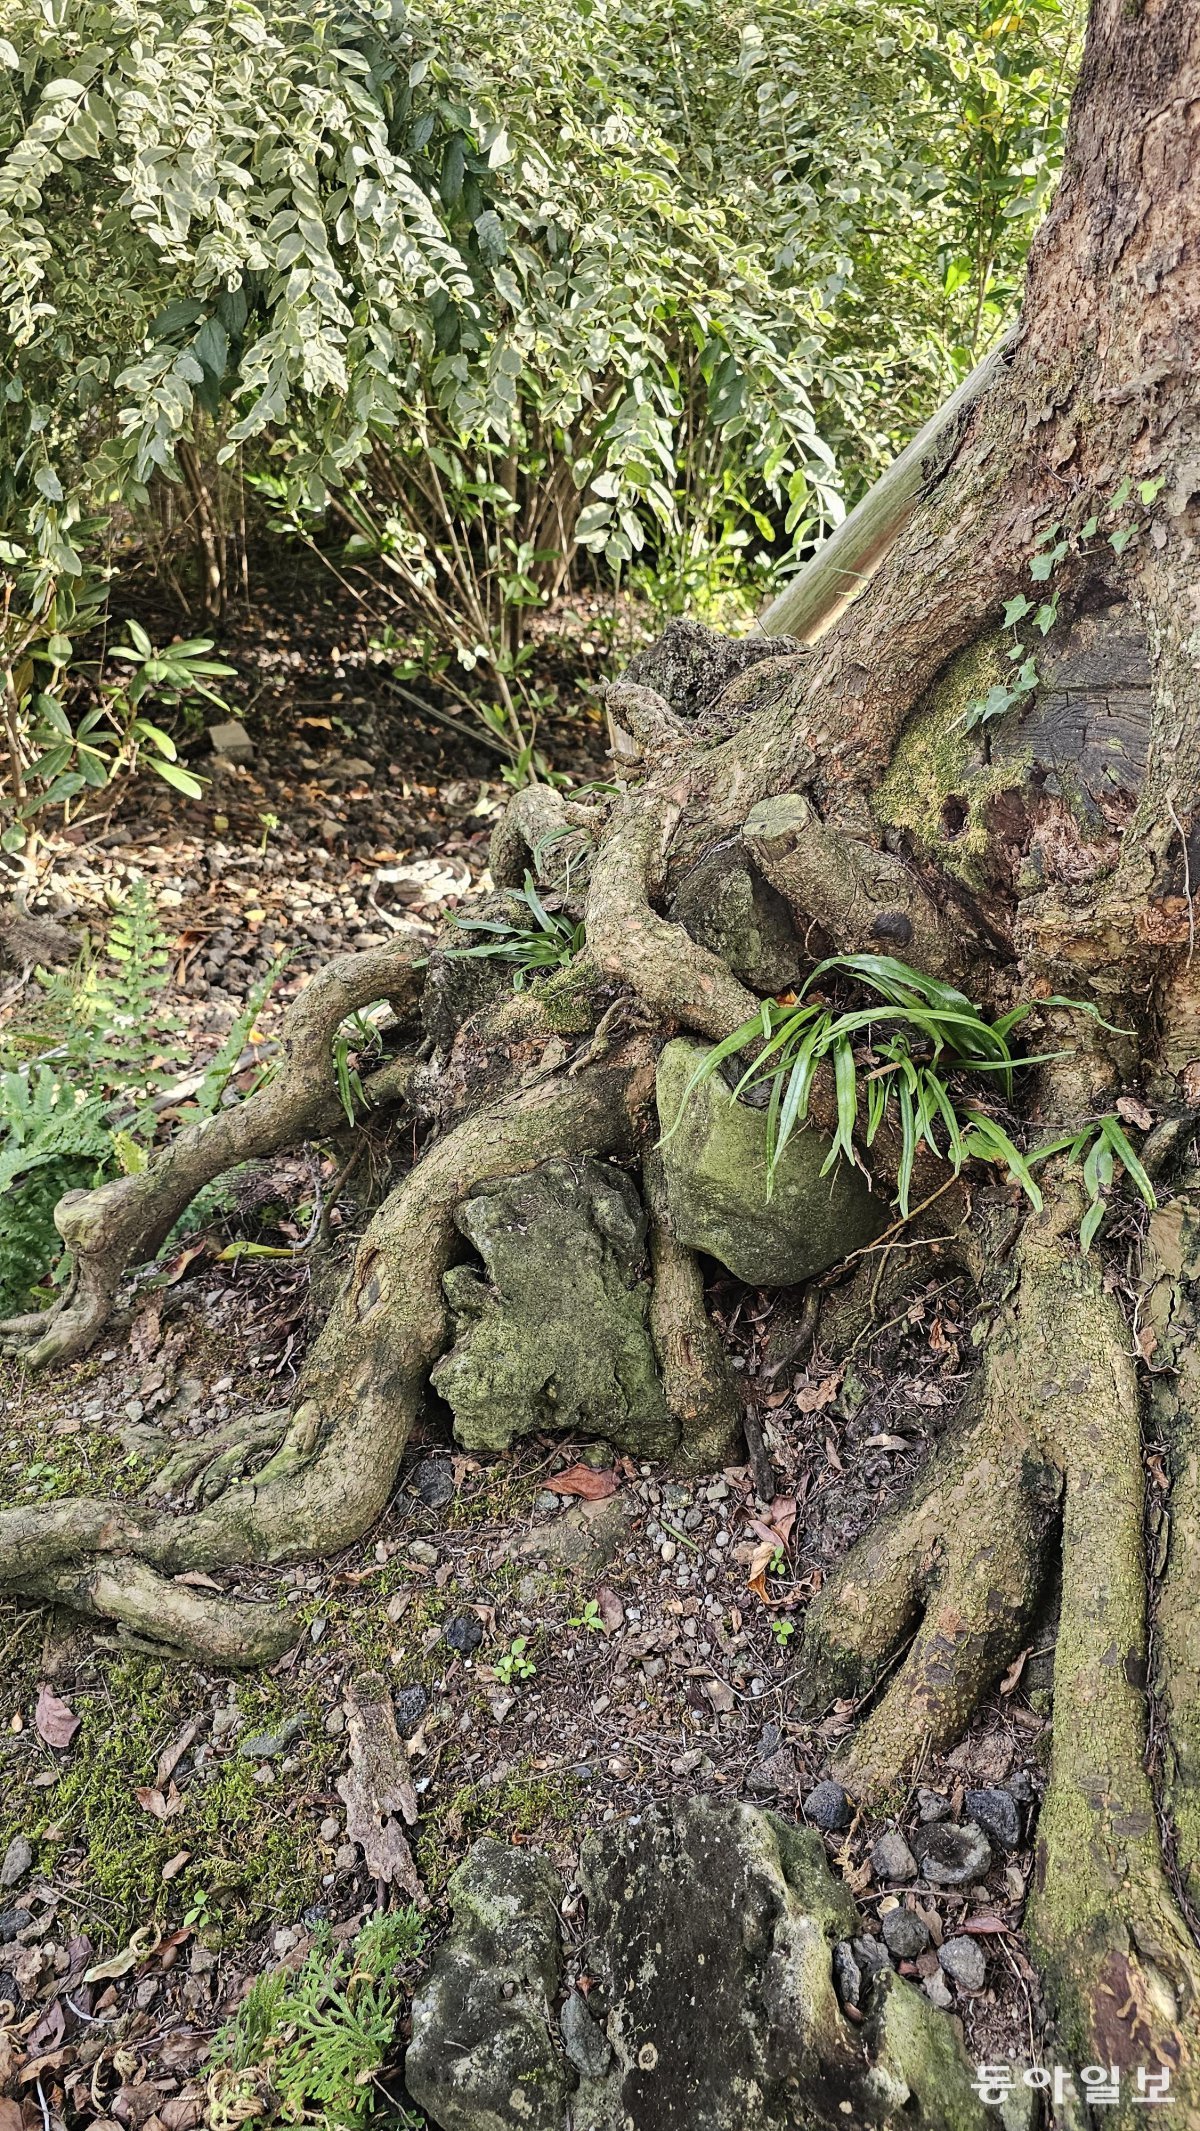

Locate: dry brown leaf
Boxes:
[543,1464,619,1500]
[84,1928,157,1982]
[154,1718,203,1791]
[1117,1095,1153,1131]
[999,1647,1030,1695]
[336,1672,423,1901]
[134,1785,184,1821]
[702,1676,735,1715]
[0,2100,23,2131]
[596,1586,624,1632]
[172,1571,222,1591]
[161,1850,190,1883]
[34,1683,80,1749]
[794,1373,840,1414]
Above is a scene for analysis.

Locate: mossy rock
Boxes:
[431,1157,674,1456]
[405,1799,991,2131]
[668,844,805,994]
[656,1040,887,1287]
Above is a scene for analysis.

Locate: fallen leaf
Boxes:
[596,1586,624,1632]
[154,1717,203,1791]
[543,1464,619,1499]
[959,1915,1014,1935]
[1117,1095,1153,1131]
[161,1850,190,1883]
[702,1676,735,1715]
[35,1684,80,1749]
[84,1927,157,1982]
[794,1373,840,1414]
[0,2101,23,2131]
[135,1784,185,1821]
[24,1998,64,2057]
[336,1673,423,1900]
[161,1243,209,1287]
[172,1571,223,1590]
[999,1648,1030,1695]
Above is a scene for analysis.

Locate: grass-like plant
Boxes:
[440,873,584,990]
[665,953,1154,1240]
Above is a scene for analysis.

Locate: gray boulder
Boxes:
[406,1841,569,2131]
[656,1041,887,1287]
[407,1799,991,2130]
[431,1158,674,1456]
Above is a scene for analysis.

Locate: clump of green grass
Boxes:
[440,873,584,990]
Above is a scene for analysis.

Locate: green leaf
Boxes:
[150,758,205,798]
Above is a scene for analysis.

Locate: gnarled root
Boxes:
[0,1040,656,1662]
[802,1188,1200,2110]
[0,940,422,1371]
[643,1147,742,1472]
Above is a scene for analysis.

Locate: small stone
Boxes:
[939,1934,987,1993]
[804,1780,852,1832]
[852,1935,893,1980]
[881,1905,930,1960]
[916,1787,951,1824]
[334,1842,358,1871]
[911,1820,992,1887]
[744,1747,796,1799]
[1007,1769,1036,1803]
[324,1706,346,1737]
[207,718,254,765]
[393,1684,428,1732]
[0,1839,31,1890]
[0,1912,23,1945]
[319,1816,339,1843]
[660,1541,677,1564]
[870,1830,918,1883]
[443,1612,483,1655]
[415,1457,455,1509]
[832,1940,862,2009]
[560,1989,612,2077]
[965,1785,1022,1852]
[535,1490,561,1513]
[409,1540,439,1566]
[923,1969,954,2011]
[239,1713,306,1760]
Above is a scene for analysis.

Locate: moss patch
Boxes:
[873,634,1031,883]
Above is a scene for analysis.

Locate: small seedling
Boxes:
[568,1599,605,1633]
[258,809,279,853]
[770,1617,796,1647]
[494,1634,536,1683]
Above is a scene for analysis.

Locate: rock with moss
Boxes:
[405,1799,991,2131]
[431,1158,674,1456]
[406,1840,569,2131]
[655,1040,887,1287]
[668,845,805,994]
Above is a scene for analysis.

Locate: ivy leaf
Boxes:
[1002,593,1032,627]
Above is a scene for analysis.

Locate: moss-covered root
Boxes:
[0,1042,657,1662]
[642,1148,742,1472]
[25,1557,294,1667]
[586,790,762,1042]
[801,1376,1058,1799]
[0,939,423,1372]
[1023,1214,1200,2120]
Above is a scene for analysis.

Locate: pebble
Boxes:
[324,1707,346,1737]
[939,1934,987,1992]
[393,1684,428,1731]
[0,1912,23,1945]
[560,1989,612,2077]
[0,1839,31,1890]
[535,1490,561,1513]
[409,1540,439,1566]
[881,1905,930,1959]
[923,1969,954,2011]
[964,1785,1022,1852]
[745,1747,796,1799]
[443,1613,483,1655]
[916,1787,951,1824]
[415,1457,455,1509]
[319,1816,340,1842]
[660,1541,677,1564]
[852,1935,893,1980]
[870,1830,918,1883]
[239,1713,306,1760]
[911,1820,992,1888]
[803,1780,852,1832]
[334,1842,357,1871]
[832,1941,862,2009]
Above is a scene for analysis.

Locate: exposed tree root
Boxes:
[802,1185,1200,2108]
[0,940,422,1371]
[0,1040,657,1661]
[642,1147,742,1473]
[488,783,598,888]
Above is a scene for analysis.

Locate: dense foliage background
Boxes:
[0,0,1081,830]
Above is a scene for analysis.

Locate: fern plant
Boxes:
[208,1908,426,2130]
[0,1066,111,1313]
[666,953,1152,1241]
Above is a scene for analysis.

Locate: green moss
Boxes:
[536,952,600,1036]
[415,1766,581,1902]
[3,1656,327,1950]
[873,634,1031,883]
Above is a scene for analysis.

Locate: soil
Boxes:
[1,554,1049,2125]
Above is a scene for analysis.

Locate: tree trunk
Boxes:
[4,0,1200,2110]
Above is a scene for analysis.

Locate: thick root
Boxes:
[0,940,422,1370]
[803,1189,1200,2111]
[0,1039,657,1659]
[643,1147,742,1472]
[23,1558,293,1667]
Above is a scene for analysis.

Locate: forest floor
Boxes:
[0,559,1051,2127]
